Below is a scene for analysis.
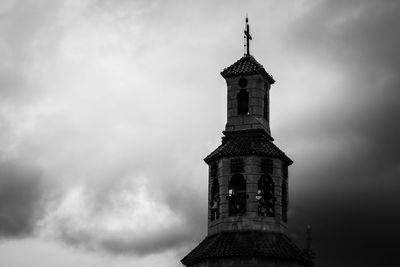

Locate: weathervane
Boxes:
[244,15,252,56]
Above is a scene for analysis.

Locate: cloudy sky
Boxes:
[0,0,399,266]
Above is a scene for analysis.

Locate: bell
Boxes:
[229,189,234,196]
[255,190,263,201]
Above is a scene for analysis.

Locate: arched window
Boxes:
[282,163,288,179]
[210,178,220,221]
[228,174,246,215]
[261,158,273,174]
[263,93,269,120]
[210,162,218,178]
[256,175,275,217]
[282,180,288,222]
[237,89,249,115]
[264,83,269,120]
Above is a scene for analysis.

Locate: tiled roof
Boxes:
[204,130,292,164]
[221,55,275,84]
[181,231,313,266]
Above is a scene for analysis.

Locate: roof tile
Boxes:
[181,231,313,266]
[221,55,275,84]
[204,130,292,164]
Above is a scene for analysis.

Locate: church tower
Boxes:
[181,18,314,267]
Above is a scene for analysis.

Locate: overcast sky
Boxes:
[0,0,399,266]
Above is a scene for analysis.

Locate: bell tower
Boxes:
[181,18,314,267]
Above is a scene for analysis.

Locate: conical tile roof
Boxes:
[221,55,275,84]
[181,231,313,266]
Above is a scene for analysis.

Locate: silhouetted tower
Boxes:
[181,18,314,267]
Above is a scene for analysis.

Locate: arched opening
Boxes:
[283,163,288,179]
[210,162,218,178]
[261,158,273,174]
[228,174,246,215]
[210,178,220,221]
[256,175,275,217]
[282,180,288,222]
[237,89,249,115]
[263,93,269,120]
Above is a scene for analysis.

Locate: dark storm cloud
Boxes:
[0,0,208,257]
[100,226,192,256]
[283,1,400,266]
[0,159,44,237]
[0,0,62,240]
[46,185,206,256]
[3,0,399,265]
[38,144,208,256]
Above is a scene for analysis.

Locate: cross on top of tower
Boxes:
[244,16,252,56]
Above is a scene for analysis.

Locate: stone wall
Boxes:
[225,74,271,134]
[208,156,288,236]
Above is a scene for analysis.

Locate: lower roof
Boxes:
[181,230,313,266]
[204,129,293,164]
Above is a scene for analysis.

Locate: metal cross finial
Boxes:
[244,15,252,56]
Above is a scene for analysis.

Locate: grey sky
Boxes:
[0,0,399,266]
